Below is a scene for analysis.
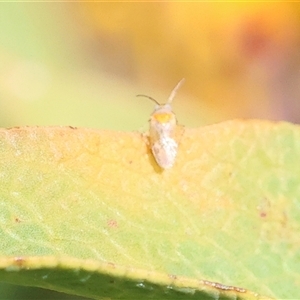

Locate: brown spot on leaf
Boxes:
[107,219,118,228]
[203,280,246,293]
[13,257,26,267]
[257,197,270,219]
[107,262,115,269]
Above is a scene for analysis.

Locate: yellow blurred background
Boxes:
[1,2,300,132]
[1,2,300,299]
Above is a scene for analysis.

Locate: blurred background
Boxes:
[1,2,300,299]
[1,2,300,131]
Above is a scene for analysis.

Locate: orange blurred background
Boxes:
[1,3,300,131]
[77,2,300,123]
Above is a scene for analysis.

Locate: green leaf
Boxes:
[0,120,299,299]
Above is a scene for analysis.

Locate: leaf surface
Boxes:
[0,120,299,299]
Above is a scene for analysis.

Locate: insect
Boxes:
[137,78,185,170]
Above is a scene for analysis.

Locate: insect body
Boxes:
[137,78,185,170]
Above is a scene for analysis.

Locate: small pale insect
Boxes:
[137,78,185,170]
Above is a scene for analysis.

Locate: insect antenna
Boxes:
[167,78,185,104]
[136,94,161,106]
